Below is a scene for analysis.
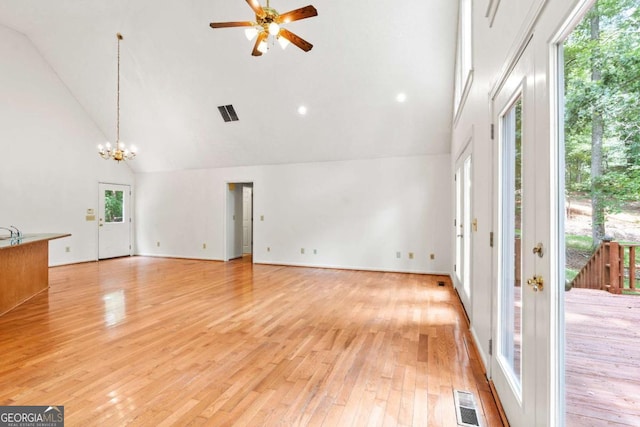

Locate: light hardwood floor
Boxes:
[0,256,503,426]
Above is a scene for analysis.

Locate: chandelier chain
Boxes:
[97,32,136,162]
[116,33,121,147]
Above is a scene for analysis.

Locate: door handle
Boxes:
[532,242,544,258]
[527,275,544,292]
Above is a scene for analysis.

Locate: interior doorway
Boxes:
[225,182,253,261]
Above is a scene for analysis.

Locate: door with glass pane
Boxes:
[491,42,550,426]
[455,147,473,305]
[98,183,131,259]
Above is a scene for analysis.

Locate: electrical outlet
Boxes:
[396,251,401,259]
[267,247,270,252]
[65,246,70,253]
[409,252,414,259]
[202,243,207,249]
[430,253,435,260]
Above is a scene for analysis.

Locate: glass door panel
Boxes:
[500,97,524,390]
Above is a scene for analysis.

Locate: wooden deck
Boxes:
[565,288,640,426]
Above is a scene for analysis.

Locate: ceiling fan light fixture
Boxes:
[277,35,290,49]
[210,1,317,56]
[268,22,280,36]
[257,39,269,53]
[245,27,259,40]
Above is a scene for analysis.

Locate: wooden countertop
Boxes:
[0,233,71,250]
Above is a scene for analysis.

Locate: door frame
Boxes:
[97,182,133,260]
[454,139,474,311]
[242,185,254,255]
[548,0,599,423]
[490,33,546,425]
[224,181,254,262]
[480,1,597,425]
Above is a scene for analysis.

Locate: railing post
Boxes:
[603,241,610,291]
[629,246,636,291]
[608,242,621,294]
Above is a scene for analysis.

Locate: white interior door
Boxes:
[242,186,253,254]
[98,183,131,259]
[491,41,551,426]
[455,147,473,305]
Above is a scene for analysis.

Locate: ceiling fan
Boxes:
[210,0,318,56]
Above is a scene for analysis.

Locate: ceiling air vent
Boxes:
[453,390,481,426]
[218,105,239,122]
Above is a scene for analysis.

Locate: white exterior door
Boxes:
[98,183,131,259]
[242,186,252,254]
[491,40,552,426]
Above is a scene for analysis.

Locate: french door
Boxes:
[491,39,553,426]
[98,183,131,259]
[455,146,473,306]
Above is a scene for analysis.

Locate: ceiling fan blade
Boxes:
[278,28,313,52]
[245,0,266,18]
[277,5,318,24]
[251,31,268,56]
[210,21,254,29]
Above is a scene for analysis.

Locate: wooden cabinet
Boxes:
[0,233,70,315]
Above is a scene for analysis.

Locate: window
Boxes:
[104,189,124,223]
[454,0,474,119]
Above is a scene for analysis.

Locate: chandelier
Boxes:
[98,33,136,162]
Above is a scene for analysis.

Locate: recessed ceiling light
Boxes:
[298,106,307,115]
[396,93,407,103]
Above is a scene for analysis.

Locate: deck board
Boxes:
[565,288,640,426]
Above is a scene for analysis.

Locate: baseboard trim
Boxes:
[253,260,450,276]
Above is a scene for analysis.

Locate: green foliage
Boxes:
[565,234,594,251]
[564,0,640,211]
[105,190,124,223]
[566,268,579,282]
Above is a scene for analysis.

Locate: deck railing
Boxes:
[571,240,639,294]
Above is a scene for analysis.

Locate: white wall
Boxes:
[0,25,134,265]
[136,155,451,274]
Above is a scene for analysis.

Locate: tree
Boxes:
[564,0,640,246]
[590,4,605,244]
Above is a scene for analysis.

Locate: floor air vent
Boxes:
[454,390,481,426]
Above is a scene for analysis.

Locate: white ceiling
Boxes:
[0,0,458,173]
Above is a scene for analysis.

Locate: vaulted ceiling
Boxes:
[0,0,458,173]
